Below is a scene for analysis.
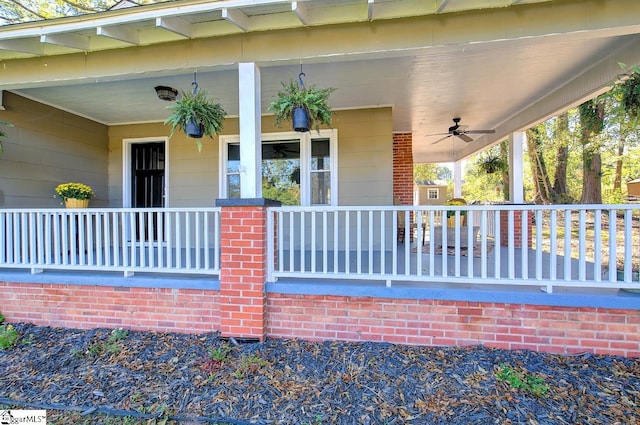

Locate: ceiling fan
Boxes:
[430,117,495,144]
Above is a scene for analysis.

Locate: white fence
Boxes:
[267,205,640,293]
[0,208,221,276]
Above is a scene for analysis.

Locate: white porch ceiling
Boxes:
[1,0,640,163]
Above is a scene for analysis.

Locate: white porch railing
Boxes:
[267,205,640,293]
[0,208,221,276]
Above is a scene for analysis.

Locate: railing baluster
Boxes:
[578,209,586,281]
[356,210,361,274]
[507,210,515,279]
[323,210,328,274]
[289,211,294,273]
[380,210,386,276]
[593,209,601,282]
[480,210,487,279]
[564,209,572,281]
[466,210,473,278]
[520,210,528,280]
[345,211,350,274]
[185,211,192,269]
[277,210,284,273]
[491,210,498,279]
[167,211,174,269]
[624,209,633,282]
[441,219,448,278]
[416,210,423,277]
[368,210,374,275]
[300,211,306,273]
[535,210,543,281]
[333,211,339,274]
[550,209,557,281]
[391,210,396,276]
[311,211,317,273]
[428,211,435,278]
[175,212,182,269]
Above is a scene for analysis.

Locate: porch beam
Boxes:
[155,17,192,38]
[238,62,262,199]
[292,2,309,26]
[508,132,525,204]
[0,39,43,55]
[40,33,89,51]
[222,8,250,32]
[367,0,375,21]
[96,25,139,45]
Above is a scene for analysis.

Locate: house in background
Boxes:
[627,179,640,201]
[414,181,448,206]
[0,0,639,357]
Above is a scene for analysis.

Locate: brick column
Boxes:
[216,198,279,341]
[393,133,413,205]
[499,209,533,248]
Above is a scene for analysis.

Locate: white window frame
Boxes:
[427,188,439,200]
[219,129,338,206]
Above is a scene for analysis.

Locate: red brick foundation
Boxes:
[267,294,640,357]
[0,282,219,333]
[1,282,638,357]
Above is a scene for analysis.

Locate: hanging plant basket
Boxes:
[164,73,227,151]
[292,107,310,132]
[186,118,204,138]
[269,72,335,133]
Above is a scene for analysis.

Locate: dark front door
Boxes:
[131,142,165,241]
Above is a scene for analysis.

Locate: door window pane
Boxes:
[311,171,331,204]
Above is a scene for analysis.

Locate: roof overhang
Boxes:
[0,0,639,163]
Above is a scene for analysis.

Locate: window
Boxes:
[428,188,439,200]
[220,130,337,206]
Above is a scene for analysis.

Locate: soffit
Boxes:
[2,0,640,163]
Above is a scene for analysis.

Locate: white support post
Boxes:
[238,62,262,199]
[453,160,463,198]
[508,132,524,204]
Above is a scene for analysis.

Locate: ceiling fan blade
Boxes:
[431,135,452,145]
[425,132,449,137]
[465,129,496,134]
[458,134,474,143]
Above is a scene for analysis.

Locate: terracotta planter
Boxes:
[64,198,89,208]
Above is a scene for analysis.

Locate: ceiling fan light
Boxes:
[154,85,178,101]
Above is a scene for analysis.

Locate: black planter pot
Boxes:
[186,118,204,138]
[292,107,310,132]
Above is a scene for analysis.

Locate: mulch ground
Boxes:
[1,323,639,424]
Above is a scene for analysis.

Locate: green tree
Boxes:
[578,98,605,204]
[413,163,451,183]
[0,0,161,25]
[527,123,553,204]
[605,65,640,200]
[551,111,572,203]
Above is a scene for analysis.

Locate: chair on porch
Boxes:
[395,198,427,245]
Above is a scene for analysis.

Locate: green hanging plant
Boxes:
[269,76,335,132]
[164,88,227,152]
[621,66,640,116]
[477,152,508,175]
